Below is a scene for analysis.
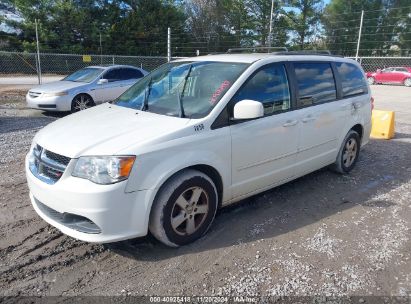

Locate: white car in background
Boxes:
[26,65,148,112]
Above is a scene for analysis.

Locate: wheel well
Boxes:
[188,165,224,208]
[73,93,94,103]
[351,124,363,140]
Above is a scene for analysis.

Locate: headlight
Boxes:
[43,91,68,97]
[72,156,136,184]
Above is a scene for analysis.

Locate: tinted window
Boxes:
[120,68,144,80]
[104,69,122,82]
[294,62,336,106]
[231,64,290,116]
[395,68,408,72]
[336,62,368,97]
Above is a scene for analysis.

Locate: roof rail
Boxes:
[272,50,337,56]
[227,47,288,53]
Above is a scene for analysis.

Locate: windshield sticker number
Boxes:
[210,80,231,105]
[194,124,204,132]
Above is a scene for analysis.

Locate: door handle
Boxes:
[283,120,298,127]
[302,116,316,123]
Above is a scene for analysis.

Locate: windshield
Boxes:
[64,67,104,83]
[114,61,248,118]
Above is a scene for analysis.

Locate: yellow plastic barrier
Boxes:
[370,110,395,139]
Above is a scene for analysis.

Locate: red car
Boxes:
[366,67,411,87]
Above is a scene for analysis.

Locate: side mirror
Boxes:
[97,78,108,85]
[376,69,381,74]
[233,99,264,120]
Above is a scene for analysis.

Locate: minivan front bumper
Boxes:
[25,153,154,243]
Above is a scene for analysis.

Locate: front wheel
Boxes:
[149,169,218,247]
[331,130,361,174]
[404,78,411,87]
[71,94,95,113]
[367,77,375,85]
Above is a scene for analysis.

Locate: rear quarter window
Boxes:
[336,62,368,97]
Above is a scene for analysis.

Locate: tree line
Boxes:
[1,0,411,57]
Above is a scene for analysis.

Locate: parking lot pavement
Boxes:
[0,75,64,86]
[371,84,411,124]
[0,85,410,297]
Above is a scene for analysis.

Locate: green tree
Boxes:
[321,0,399,56]
[283,0,323,50]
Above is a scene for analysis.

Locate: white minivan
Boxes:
[26,52,372,247]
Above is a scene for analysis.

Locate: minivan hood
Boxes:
[29,80,87,93]
[34,104,190,158]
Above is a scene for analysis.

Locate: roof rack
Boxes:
[227,47,288,53]
[272,50,334,55]
[226,47,340,56]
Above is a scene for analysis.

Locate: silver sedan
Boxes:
[26,65,148,112]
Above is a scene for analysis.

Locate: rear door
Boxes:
[291,61,347,175]
[230,63,300,198]
[119,68,145,91]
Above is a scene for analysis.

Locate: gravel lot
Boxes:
[0,84,410,298]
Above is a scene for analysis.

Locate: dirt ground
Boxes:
[0,84,410,298]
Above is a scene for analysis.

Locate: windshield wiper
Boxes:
[178,64,193,118]
[141,77,153,111]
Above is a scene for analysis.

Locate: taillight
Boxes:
[371,96,374,110]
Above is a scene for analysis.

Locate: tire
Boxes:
[404,78,411,87]
[331,130,361,174]
[71,94,95,113]
[367,77,375,85]
[149,169,218,247]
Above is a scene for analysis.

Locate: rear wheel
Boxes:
[149,169,218,247]
[404,78,411,87]
[331,130,361,174]
[71,94,95,113]
[367,77,375,85]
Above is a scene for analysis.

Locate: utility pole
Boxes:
[268,0,275,48]
[35,19,42,84]
[167,27,171,62]
[100,33,103,65]
[355,10,364,61]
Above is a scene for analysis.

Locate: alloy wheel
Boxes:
[170,186,209,236]
[342,138,358,168]
[73,95,93,111]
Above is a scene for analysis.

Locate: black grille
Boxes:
[30,144,71,184]
[45,150,71,166]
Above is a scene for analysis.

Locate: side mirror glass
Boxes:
[98,78,108,85]
[233,99,264,120]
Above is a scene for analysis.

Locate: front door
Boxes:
[94,68,124,102]
[230,63,299,199]
[378,68,395,83]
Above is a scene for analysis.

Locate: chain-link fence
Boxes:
[350,57,411,72]
[0,51,178,77]
[1,51,411,82]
